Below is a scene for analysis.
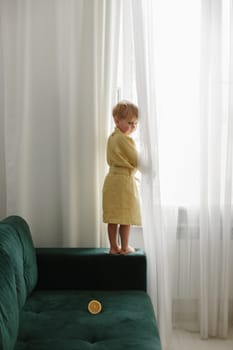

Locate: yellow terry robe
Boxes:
[102,127,141,225]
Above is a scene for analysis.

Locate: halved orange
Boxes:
[88,300,102,314]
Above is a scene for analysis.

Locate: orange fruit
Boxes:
[88,300,102,314]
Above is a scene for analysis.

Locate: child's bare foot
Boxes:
[109,246,121,255]
[120,246,135,255]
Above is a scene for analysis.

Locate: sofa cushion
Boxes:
[0,250,19,350]
[15,290,161,350]
[0,216,38,308]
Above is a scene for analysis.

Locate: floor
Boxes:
[170,327,233,350]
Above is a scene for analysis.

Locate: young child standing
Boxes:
[102,101,141,254]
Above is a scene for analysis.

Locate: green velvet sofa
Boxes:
[0,215,161,350]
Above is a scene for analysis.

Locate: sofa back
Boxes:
[0,215,38,350]
[36,248,147,291]
[0,250,19,350]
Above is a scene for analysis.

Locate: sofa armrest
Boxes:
[35,248,147,291]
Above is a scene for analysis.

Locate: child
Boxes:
[102,100,141,254]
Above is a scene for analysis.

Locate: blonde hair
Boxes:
[112,100,138,120]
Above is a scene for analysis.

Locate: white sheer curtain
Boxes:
[199,0,233,338]
[164,0,233,339]
[0,0,120,247]
[131,1,172,349]
[122,0,233,346]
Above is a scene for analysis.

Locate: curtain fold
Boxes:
[131,1,172,349]
[0,0,120,247]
